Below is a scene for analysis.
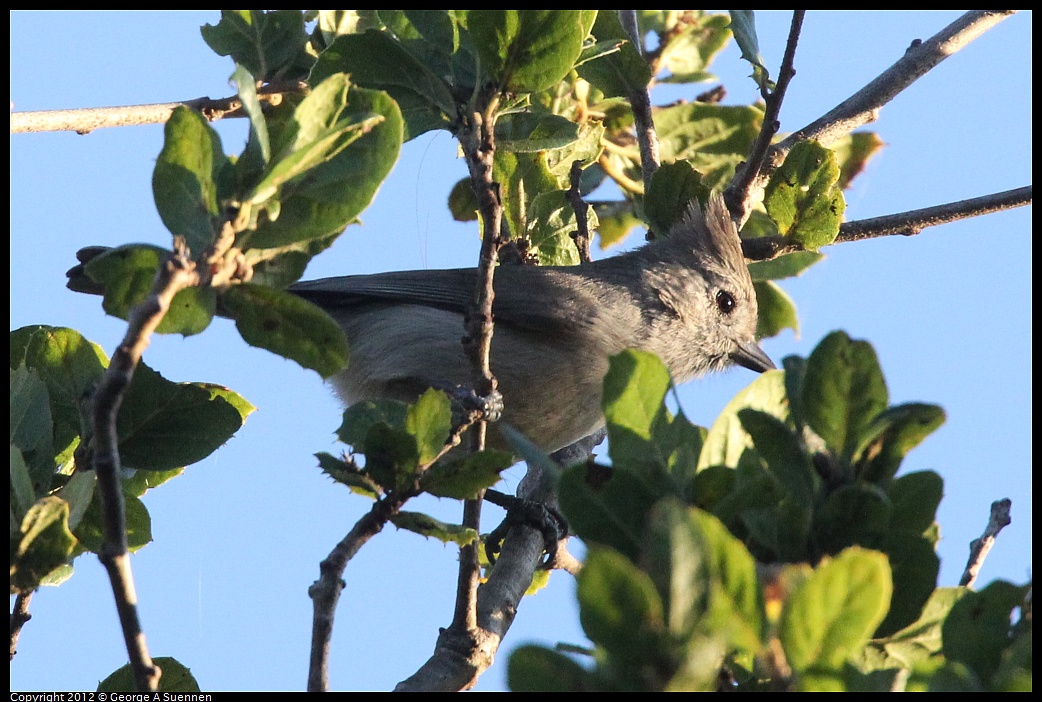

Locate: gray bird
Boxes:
[290,193,773,454]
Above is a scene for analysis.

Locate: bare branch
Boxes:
[307,497,403,692]
[9,81,307,134]
[960,499,1013,588]
[741,186,1032,261]
[756,11,1016,192]
[725,11,805,223]
[566,160,593,263]
[10,591,33,661]
[619,10,661,184]
[91,243,201,692]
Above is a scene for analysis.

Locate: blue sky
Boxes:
[10,11,1031,692]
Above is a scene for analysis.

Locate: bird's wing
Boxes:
[290,269,477,312]
[290,266,599,336]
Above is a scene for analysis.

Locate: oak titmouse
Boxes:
[291,194,773,454]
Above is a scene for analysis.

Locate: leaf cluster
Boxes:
[507,334,1029,691]
[10,326,253,593]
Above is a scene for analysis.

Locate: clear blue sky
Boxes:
[10,11,1031,692]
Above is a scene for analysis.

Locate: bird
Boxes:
[288,193,773,455]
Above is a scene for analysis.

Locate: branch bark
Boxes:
[91,243,201,692]
[9,81,307,134]
[960,499,1013,588]
[741,11,1017,209]
[740,186,1032,261]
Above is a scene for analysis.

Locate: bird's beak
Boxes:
[730,341,775,373]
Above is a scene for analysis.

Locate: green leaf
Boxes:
[857,587,968,673]
[831,132,885,191]
[152,106,230,254]
[602,350,671,470]
[310,29,454,139]
[814,482,891,554]
[558,462,660,561]
[10,364,55,495]
[232,64,270,164]
[578,547,664,658]
[780,547,892,674]
[643,161,709,238]
[747,251,824,282]
[656,13,732,84]
[492,150,558,247]
[764,140,846,249]
[448,178,479,222]
[467,11,588,93]
[10,326,108,470]
[421,450,513,499]
[887,470,944,535]
[247,87,403,248]
[544,122,606,186]
[82,245,216,336]
[654,103,763,190]
[219,283,349,378]
[121,467,184,499]
[643,502,763,653]
[753,280,799,340]
[10,496,77,593]
[727,11,773,91]
[73,490,152,554]
[405,388,452,466]
[250,75,386,205]
[854,403,946,483]
[336,399,408,451]
[360,423,420,493]
[10,446,35,520]
[801,331,888,464]
[942,580,1028,685]
[390,510,479,547]
[875,531,939,637]
[315,452,381,499]
[577,11,651,98]
[117,362,254,471]
[699,368,788,470]
[99,656,201,693]
[200,10,308,82]
[737,409,816,506]
[508,645,594,692]
[594,204,643,249]
[525,190,588,266]
[495,112,581,153]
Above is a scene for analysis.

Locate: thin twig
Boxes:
[566,160,593,263]
[740,186,1032,261]
[960,499,1013,588]
[307,409,482,692]
[619,10,661,185]
[91,243,201,691]
[746,11,1016,202]
[724,11,805,223]
[10,591,33,661]
[9,81,307,134]
[307,497,406,692]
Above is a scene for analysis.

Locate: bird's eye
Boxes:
[716,290,736,314]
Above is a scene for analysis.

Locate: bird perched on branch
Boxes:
[289,193,773,453]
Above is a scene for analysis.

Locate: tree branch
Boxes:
[960,499,1013,588]
[10,591,33,661]
[9,81,307,134]
[747,11,1016,201]
[91,242,201,692]
[741,186,1032,261]
[724,11,805,223]
[619,10,661,185]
